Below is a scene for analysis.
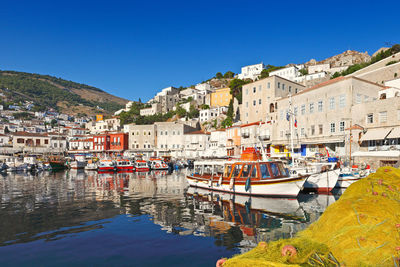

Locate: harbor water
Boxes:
[0,170,340,266]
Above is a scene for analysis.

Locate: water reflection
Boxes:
[0,170,337,255]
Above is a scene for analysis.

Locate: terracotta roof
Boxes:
[240,121,264,128]
[12,131,48,137]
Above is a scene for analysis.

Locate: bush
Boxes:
[386,60,398,66]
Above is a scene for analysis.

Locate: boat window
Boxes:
[241,164,251,177]
[249,165,258,178]
[260,164,271,179]
[204,165,213,174]
[224,165,232,177]
[232,164,242,178]
[270,163,280,177]
[214,165,223,175]
[278,163,289,176]
[194,165,202,174]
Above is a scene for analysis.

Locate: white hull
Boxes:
[187,187,304,217]
[186,175,306,198]
[70,161,87,169]
[303,169,340,193]
[336,175,360,188]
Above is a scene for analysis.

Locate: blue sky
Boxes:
[0,0,399,102]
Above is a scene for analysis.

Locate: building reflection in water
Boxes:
[0,170,337,252]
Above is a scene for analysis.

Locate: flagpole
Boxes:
[289,94,295,165]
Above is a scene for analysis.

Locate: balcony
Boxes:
[258,134,270,141]
[241,132,250,138]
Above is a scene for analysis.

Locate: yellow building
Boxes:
[210,87,232,107]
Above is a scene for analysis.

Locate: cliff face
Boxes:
[306,50,371,67]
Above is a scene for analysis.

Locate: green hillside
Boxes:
[0,70,128,115]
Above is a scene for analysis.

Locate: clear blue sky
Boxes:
[0,0,399,102]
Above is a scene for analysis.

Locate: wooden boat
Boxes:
[98,159,116,172]
[135,160,149,172]
[116,159,134,171]
[49,156,67,170]
[186,148,308,198]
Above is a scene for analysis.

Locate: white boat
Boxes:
[85,162,98,171]
[149,158,168,170]
[135,160,150,172]
[98,159,116,172]
[70,155,87,169]
[186,148,308,198]
[336,166,372,188]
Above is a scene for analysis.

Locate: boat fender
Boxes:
[245,177,251,192]
[219,175,223,186]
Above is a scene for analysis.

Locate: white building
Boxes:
[199,107,227,123]
[182,130,210,159]
[140,103,162,116]
[294,72,328,84]
[269,66,301,81]
[237,63,265,80]
[207,130,227,158]
[308,64,330,74]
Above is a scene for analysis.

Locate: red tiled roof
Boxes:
[187,130,210,135]
[240,121,264,128]
[12,131,48,137]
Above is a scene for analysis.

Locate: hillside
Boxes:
[0,70,128,116]
[305,50,370,67]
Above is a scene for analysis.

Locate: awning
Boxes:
[360,128,392,141]
[387,126,400,139]
[352,150,400,158]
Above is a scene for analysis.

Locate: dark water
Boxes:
[0,170,339,266]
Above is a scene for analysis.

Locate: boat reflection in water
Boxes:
[0,170,338,265]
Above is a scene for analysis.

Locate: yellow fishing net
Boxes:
[223,167,400,267]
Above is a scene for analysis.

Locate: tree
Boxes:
[221,117,232,128]
[175,104,187,117]
[187,105,199,119]
[299,68,308,76]
[50,119,58,127]
[259,69,269,79]
[229,79,248,104]
[199,104,210,110]
[223,71,235,79]
[138,98,142,103]
[215,72,223,79]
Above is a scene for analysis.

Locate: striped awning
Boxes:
[387,127,400,139]
[360,128,392,141]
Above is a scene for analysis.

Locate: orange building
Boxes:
[109,132,128,151]
[210,87,232,107]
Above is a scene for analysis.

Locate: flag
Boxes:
[294,119,297,128]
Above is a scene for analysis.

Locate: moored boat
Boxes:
[98,159,116,172]
[186,148,308,198]
[135,160,150,172]
[149,158,168,170]
[116,159,134,171]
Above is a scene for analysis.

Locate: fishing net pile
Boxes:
[222,167,400,266]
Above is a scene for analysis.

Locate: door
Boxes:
[301,144,307,156]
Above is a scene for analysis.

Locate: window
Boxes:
[160,131,163,135]
[241,164,251,177]
[318,100,323,112]
[339,95,346,108]
[232,164,242,177]
[356,93,361,104]
[280,110,284,120]
[270,163,280,177]
[379,111,387,123]
[309,103,314,113]
[289,86,292,93]
[17,138,24,144]
[311,125,315,135]
[301,104,306,115]
[246,102,248,107]
[295,88,298,93]
[253,87,256,93]
[301,128,305,136]
[45,139,49,144]
[340,121,345,132]
[282,84,285,90]
[319,124,323,135]
[329,97,335,110]
[294,106,298,115]
[259,85,261,92]
[253,100,256,106]
[267,82,270,89]
[367,113,373,124]
[148,131,151,135]
[260,164,270,179]
[246,88,248,95]
[330,123,336,133]
[278,82,280,89]
[165,131,168,135]
[259,99,261,105]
